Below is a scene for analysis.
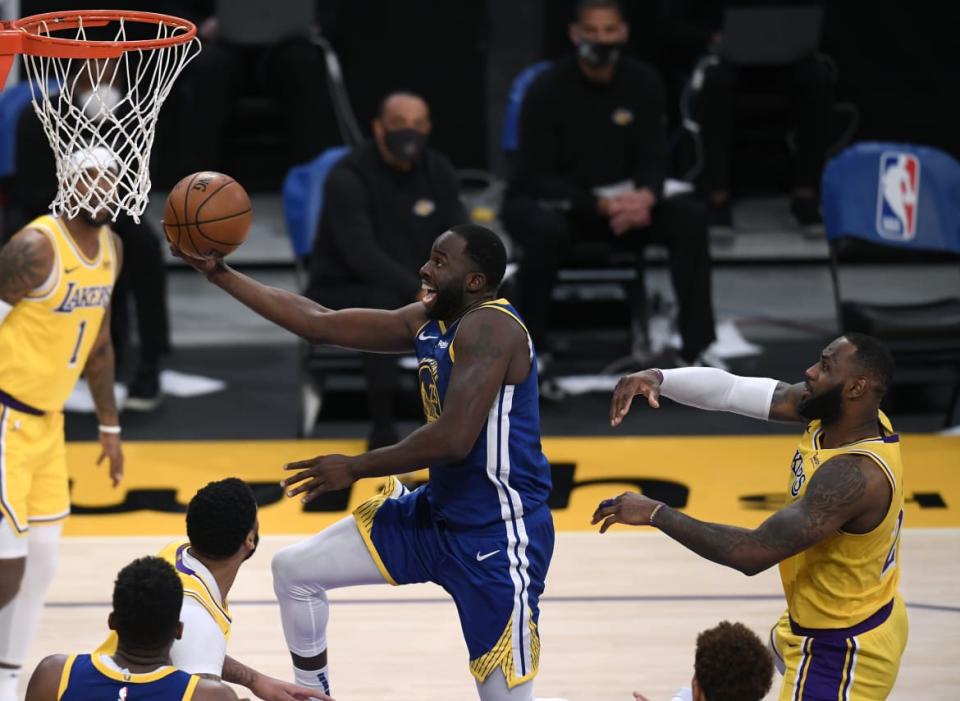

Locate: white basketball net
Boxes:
[19,16,201,222]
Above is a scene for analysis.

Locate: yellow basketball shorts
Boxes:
[0,404,70,535]
[771,596,908,701]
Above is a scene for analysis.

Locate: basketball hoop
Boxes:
[0,10,201,221]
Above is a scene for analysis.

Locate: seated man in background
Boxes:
[632,621,773,701]
[24,556,238,701]
[502,0,719,370]
[305,91,466,448]
[96,478,325,701]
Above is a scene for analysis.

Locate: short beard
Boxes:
[797,382,844,425]
[426,284,465,321]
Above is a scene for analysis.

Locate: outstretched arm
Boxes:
[592,454,886,576]
[221,656,331,701]
[182,255,425,353]
[282,308,524,502]
[610,367,801,426]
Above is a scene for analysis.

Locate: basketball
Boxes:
[162,171,253,258]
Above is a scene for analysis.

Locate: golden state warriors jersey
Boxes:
[58,654,198,701]
[0,215,116,412]
[779,411,904,629]
[99,541,231,655]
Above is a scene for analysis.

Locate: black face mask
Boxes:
[797,382,845,425]
[577,39,625,67]
[243,529,260,561]
[81,210,111,228]
[382,128,427,163]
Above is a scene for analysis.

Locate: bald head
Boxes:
[376,92,430,128]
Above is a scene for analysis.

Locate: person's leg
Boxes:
[0,409,66,701]
[641,197,717,363]
[476,670,535,701]
[697,61,740,223]
[501,196,573,357]
[271,489,435,697]
[786,57,835,225]
[171,41,244,175]
[309,284,407,447]
[263,38,336,167]
[112,215,171,410]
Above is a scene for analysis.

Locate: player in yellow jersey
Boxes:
[25,556,237,701]
[96,478,328,701]
[0,147,124,701]
[594,334,906,701]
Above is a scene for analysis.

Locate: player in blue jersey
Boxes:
[25,557,238,701]
[177,224,554,701]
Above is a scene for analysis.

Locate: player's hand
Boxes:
[167,244,225,277]
[249,674,334,701]
[97,432,123,487]
[610,369,662,426]
[282,454,357,503]
[591,492,662,533]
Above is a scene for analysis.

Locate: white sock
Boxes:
[294,665,330,696]
[0,524,61,674]
[0,669,19,701]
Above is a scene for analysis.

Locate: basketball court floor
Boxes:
[24,196,960,700]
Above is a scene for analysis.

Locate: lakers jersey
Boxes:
[0,215,116,412]
[779,411,904,629]
[414,299,552,528]
[99,541,231,656]
[58,654,198,701]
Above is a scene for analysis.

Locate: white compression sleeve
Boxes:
[271,515,386,658]
[475,669,534,701]
[658,367,778,420]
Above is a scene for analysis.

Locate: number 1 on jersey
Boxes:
[69,320,87,367]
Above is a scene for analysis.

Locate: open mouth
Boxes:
[421,281,437,306]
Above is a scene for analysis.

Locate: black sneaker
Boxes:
[125,369,162,412]
[790,196,822,227]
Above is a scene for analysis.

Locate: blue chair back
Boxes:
[0,80,59,179]
[282,145,351,259]
[500,60,552,153]
[822,142,960,255]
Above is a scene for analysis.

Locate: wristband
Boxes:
[649,502,664,526]
[98,424,122,434]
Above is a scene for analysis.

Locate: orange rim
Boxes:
[9,9,196,57]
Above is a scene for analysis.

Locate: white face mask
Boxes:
[77,84,123,123]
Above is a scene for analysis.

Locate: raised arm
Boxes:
[610,367,803,426]
[282,308,525,502]
[592,453,890,576]
[182,255,426,353]
[0,229,54,311]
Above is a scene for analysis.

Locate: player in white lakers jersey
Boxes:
[96,478,327,701]
[0,147,125,701]
[595,334,906,701]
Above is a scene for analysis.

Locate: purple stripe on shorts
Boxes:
[799,637,850,700]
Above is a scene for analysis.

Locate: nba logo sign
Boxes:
[876,152,920,241]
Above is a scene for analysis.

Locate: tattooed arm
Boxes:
[219,657,330,701]
[0,229,54,308]
[592,454,890,576]
[768,381,806,422]
[84,234,123,486]
[282,307,527,502]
